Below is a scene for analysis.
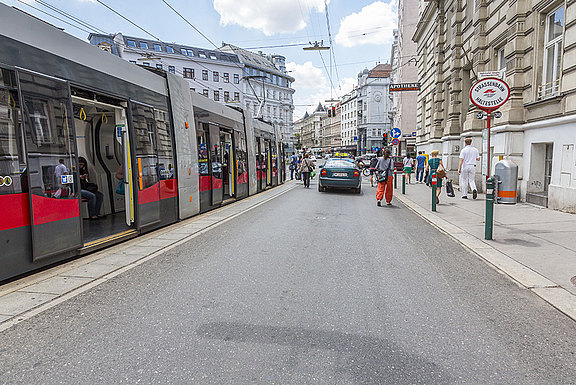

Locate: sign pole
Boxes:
[486,111,491,181]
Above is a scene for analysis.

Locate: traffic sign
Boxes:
[392,138,399,146]
[390,128,402,138]
[469,77,510,112]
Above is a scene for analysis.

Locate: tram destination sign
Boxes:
[389,83,420,92]
[469,78,510,111]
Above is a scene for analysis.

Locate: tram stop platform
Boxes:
[0,183,297,332]
[392,180,576,321]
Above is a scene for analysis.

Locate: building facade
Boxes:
[357,64,393,153]
[297,103,327,150]
[89,33,243,105]
[321,104,342,149]
[413,0,575,210]
[220,44,295,153]
[390,0,419,156]
[340,91,358,147]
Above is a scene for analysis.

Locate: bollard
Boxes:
[402,172,406,194]
[431,172,437,212]
[394,169,398,189]
[485,177,495,240]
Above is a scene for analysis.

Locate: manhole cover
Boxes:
[570,276,576,286]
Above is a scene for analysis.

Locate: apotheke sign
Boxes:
[469,78,510,111]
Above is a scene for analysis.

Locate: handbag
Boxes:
[436,164,446,179]
[289,164,295,171]
[445,180,455,197]
[115,181,125,195]
[311,170,316,179]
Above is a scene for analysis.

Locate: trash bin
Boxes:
[494,159,518,204]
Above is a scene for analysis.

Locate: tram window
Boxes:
[19,73,77,199]
[131,103,158,190]
[237,135,247,179]
[155,109,174,180]
[0,87,27,195]
[197,131,209,176]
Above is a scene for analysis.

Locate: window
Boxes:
[187,50,195,56]
[234,92,240,101]
[202,70,208,81]
[210,54,217,60]
[168,66,175,74]
[234,74,239,84]
[496,47,506,71]
[156,64,163,69]
[183,68,194,79]
[139,42,148,49]
[198,52,207,58]
[224,91,230,102]
[223,73,229,83]
[214,91,220,101]
[166,46,174,53]
[213,71,219,82]
[202,89,209,97]
[153,44,162,52]
[129,60,137,64]
[126,40,136,48]
[142,62,150,66]
[181,48,187,56]
[541,5,564,98]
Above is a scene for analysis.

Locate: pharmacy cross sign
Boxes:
[469,78,510,112]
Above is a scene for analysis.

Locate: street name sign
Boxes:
[469,78,510,112]
[389,83,420,91]
[478,71,505,80]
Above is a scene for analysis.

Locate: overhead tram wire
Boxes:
[323,0,341,91]
[33,0,108,35]
[95,0,162,41]
[16,0,94,35]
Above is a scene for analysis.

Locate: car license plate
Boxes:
[333,172,347,177]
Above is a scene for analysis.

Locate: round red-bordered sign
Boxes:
[469,77,510,112]
[392,138,399,146]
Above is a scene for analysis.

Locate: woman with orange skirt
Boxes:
[375,149,394,206]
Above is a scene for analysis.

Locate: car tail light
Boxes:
[321,169,327,176]
[353,170,360,177]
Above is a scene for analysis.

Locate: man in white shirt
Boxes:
[458,138,480,199]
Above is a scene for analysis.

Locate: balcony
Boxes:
[538,79,560,100]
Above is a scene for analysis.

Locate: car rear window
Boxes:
[325,160,355,168]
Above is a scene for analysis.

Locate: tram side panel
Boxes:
[166,74,199,219]
[243,116,258,196]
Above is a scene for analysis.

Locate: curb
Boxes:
[394,192,576,323]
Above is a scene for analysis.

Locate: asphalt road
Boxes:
[1,178,576,384]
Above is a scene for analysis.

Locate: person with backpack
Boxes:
[289,152,298,180]
[299,153,315,188]
[375,149,394,206]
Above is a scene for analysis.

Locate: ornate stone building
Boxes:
[413,0,575,210]
[320,103,342,149]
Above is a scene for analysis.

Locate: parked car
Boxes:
[318,159,361,194]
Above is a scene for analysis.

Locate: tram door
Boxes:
[265,139,272,187]
[255,138,263,193]
[221,130,234,201]
[209,124,223,206]
[18,71,82,260]
[131,102,160,229]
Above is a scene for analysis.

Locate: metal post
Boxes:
[402,172,406,194]
[485,176,495,240]
[394,169,398,189]
[431,172,437,212]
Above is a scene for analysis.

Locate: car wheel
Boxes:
[318,184,324,192]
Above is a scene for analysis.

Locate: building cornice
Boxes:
[413,2,437,42]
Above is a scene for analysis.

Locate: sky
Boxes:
[3,0,398,121]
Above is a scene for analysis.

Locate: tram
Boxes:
[0,4,284,282]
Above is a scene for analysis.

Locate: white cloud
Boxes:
[213,0,326,35]
[335,1,397,47]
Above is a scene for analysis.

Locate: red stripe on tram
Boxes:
[31,194,79,225]
[0,193,31,230]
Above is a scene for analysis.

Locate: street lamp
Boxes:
[303,40,330,51]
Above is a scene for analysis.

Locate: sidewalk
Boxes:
[393,180,576,321]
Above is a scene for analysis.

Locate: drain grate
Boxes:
[571,276,576,286]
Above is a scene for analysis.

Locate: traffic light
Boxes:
[331,106,336,116]
[383,132,388,146]
[327,108,332,117]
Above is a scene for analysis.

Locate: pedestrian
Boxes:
[458,137,480,199]
[289,152,298,180]
[369,152,379,187]
[426,150,444,204]
[375,148,394,206]
[296,154,303,180]
[78,156,104,219]
[403,153,414,184]
[299,153,315,188]
[415,151,427,183]
[53,158,69,198]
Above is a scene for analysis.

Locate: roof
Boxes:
[314,102,325,112]
[368,64,392,78]
[220,43,294,81]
